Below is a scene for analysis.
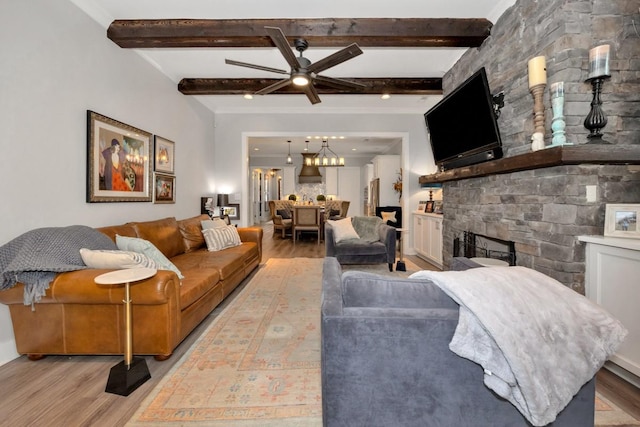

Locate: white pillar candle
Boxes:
[588,44,610,79]
[528,56,547,88]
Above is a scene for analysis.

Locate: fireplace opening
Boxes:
[453,231,516,266]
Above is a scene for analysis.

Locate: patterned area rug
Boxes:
[595,392,640,426]
[127,257,325,427]
[127,257,638,426]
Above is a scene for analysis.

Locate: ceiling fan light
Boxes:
[292,73,309,86]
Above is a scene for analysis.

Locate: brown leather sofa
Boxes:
[0,215,263,361]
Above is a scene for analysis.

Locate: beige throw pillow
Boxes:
[381,211,397,223]
[79,248,159,270]
[327,217,360,243]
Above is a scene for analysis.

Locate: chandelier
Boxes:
[305,139,345,167]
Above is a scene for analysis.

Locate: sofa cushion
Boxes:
[327,217,359,243]
[352,216,383,242]
[177,214,209,253]
[115,234,184,279]
[202,226,242,252]
[178,268,222,310]
[96,224,137,243]
[79,248,159,269]
[341,271,458,309]
[336,240,387,255]
[131,217,186,259]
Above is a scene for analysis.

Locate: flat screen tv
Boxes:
[425,67,503,171]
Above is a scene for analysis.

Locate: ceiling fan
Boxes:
[225,26,364,104]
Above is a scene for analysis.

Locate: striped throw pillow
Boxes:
[202,226,242,251]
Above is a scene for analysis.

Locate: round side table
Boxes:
[95,267,157,396]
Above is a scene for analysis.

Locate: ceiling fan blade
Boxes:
[307,43,363,74]
[314,75,366,90]
[264,26,300,70]
[302,84,322,105]
[225,59,288,75]
[255,78,292,95]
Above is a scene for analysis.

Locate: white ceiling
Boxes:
[69,0,516,156]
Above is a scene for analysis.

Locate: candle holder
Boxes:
[549,82,569,146]
[529,83,546,136]
[583,76,610,144]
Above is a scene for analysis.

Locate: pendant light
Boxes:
[286,140,293,164]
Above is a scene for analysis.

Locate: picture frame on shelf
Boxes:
[86,110,152,203]
[417,200,427,212]
[153,173,176,204]
[154,135,175,174]
[604,204,640,239]
[425,201,435,213]
[222,204,240,220]
[434,201,443,214]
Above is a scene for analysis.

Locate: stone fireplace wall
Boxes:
[439,0,640,292]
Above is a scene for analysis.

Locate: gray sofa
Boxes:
[325,216,396,271]
[320,257,596,427]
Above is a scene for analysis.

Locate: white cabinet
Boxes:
[579,235,640,387]
[282,166,296,197]
[413,212,443,268]
[372,155,400,207]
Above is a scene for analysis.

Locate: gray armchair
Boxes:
[321,257,596,427]
[325,216,396,271]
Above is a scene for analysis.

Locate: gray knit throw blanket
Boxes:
[0,225,117,306]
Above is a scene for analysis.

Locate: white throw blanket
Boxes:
[410,266,627,426]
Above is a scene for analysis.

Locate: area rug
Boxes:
[128,257,638,426]
[595,392,640,426]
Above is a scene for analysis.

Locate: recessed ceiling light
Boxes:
[381,94,391,100]
[244,94,253,100]
[253,147,259,151]
[352,148,357,151]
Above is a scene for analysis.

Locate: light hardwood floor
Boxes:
[0,222,637,426]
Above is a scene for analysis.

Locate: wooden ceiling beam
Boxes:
[108,18,492,48]
[178,78,442,95]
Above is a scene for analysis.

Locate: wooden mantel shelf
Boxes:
[419,145,640,184]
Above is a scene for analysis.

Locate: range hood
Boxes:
[298,153,323,184]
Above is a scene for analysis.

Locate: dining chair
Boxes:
[293,206,322,244]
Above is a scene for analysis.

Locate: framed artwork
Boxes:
[154,135,175,174]
[86,110,152,203]
[222,204,240,220]
[417,200,427,212]
[425,200,435,213]
[154,173,176,204]
[433,201,443,214]
[604,204,640,239]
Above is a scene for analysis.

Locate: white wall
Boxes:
[0,0,215,364]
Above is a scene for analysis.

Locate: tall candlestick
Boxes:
[528,56,547,88]
[588,45,610,79]
[549,82,569,146]
[530,84,546,136]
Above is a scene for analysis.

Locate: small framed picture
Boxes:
[222,204,240,220]
[425,201,435,213]
[604,204,640,239]
[153,173,176,204]
[154,135,175,174]
[434,201,443,214]
[417,200,427,212]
